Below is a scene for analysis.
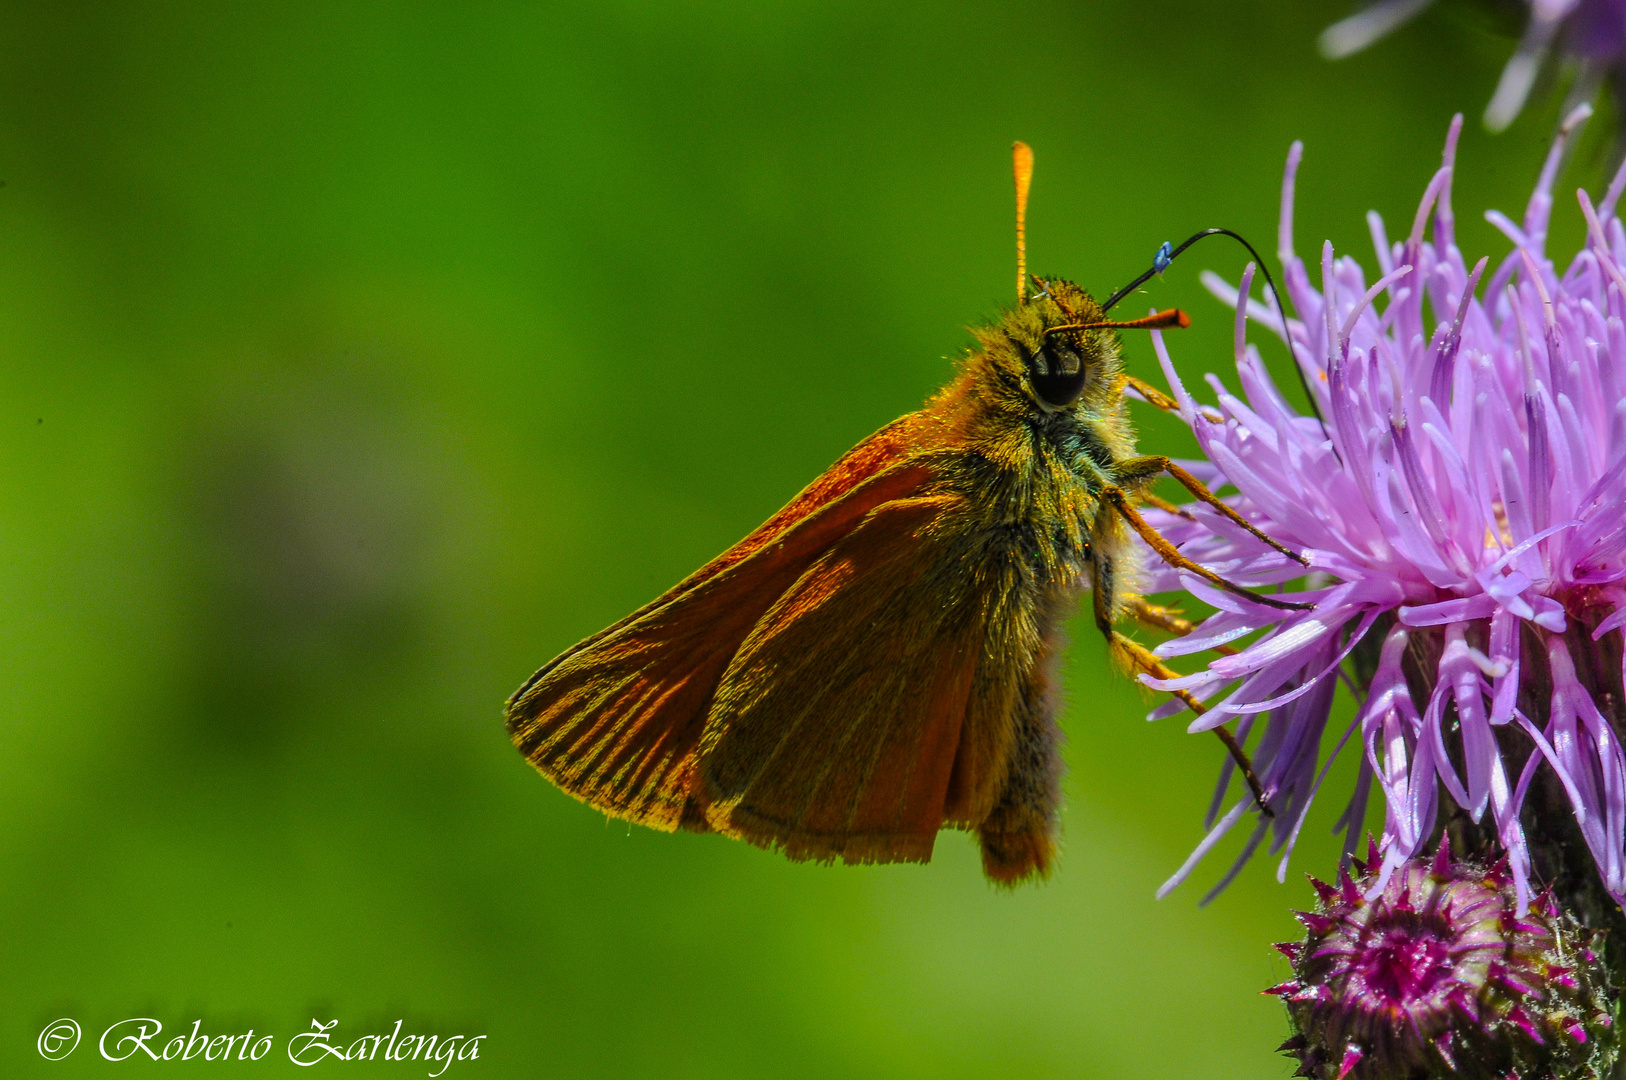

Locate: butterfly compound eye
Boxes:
[1028,339,1088,408]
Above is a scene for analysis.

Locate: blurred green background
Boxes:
[0,1,1612,1076]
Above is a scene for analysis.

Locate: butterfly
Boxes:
[507,143,1308,883]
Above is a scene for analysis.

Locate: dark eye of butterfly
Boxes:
[1027,338,1087,408]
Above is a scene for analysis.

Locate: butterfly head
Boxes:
[1001,145,1188,415]
[982,276,1186,417]
[1018,277,1111,411]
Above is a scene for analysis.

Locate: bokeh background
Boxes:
[0,1,1614,1076]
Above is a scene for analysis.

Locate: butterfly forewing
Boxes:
[505,420,941,832]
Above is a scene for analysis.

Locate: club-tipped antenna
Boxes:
[1045,308,1191,336]
[1104,227,1329,437]
[1014,142,1034,304]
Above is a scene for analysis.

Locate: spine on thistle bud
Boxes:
[1269,839,1619,1080]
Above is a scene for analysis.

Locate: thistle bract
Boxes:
[1272,843,1616,1080]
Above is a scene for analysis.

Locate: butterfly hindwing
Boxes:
[694,485,1047,867]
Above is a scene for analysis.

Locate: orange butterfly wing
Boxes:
[694,491,988,866]
[505,415,942,832]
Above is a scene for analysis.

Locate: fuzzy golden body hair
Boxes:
[505,277,1180,884]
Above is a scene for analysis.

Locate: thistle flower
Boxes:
[1320,0,1626,131]
[1271,841,1617,1080]
[1142,106,1626,914]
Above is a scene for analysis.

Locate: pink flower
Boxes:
[1144,107,1626,913]
[1321,0,1626,131]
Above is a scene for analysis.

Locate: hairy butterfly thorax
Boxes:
[922,281,1143,589]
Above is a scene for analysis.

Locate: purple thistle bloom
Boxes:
[1141,106,1626,913]
[1321,0,1626,131]
[1271,840,1617,1080]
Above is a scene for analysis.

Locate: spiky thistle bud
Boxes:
[1270,841,1618,1080]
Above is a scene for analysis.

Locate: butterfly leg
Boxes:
[1122,596,1196,636]
[1101,485,1311,612]
[1124,596,1239,656]
[1089,548,1272,814]
[1118,454,1309,567]
[1123,374,1181,412]
[1138,491,1196,521]
[1124,376,1227,425]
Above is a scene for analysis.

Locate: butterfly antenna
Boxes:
[1045,309,1190,336]
[1103,227,1330,441]
[1013,142,1034,305]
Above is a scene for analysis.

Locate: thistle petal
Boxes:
[1152,117,1626,916]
